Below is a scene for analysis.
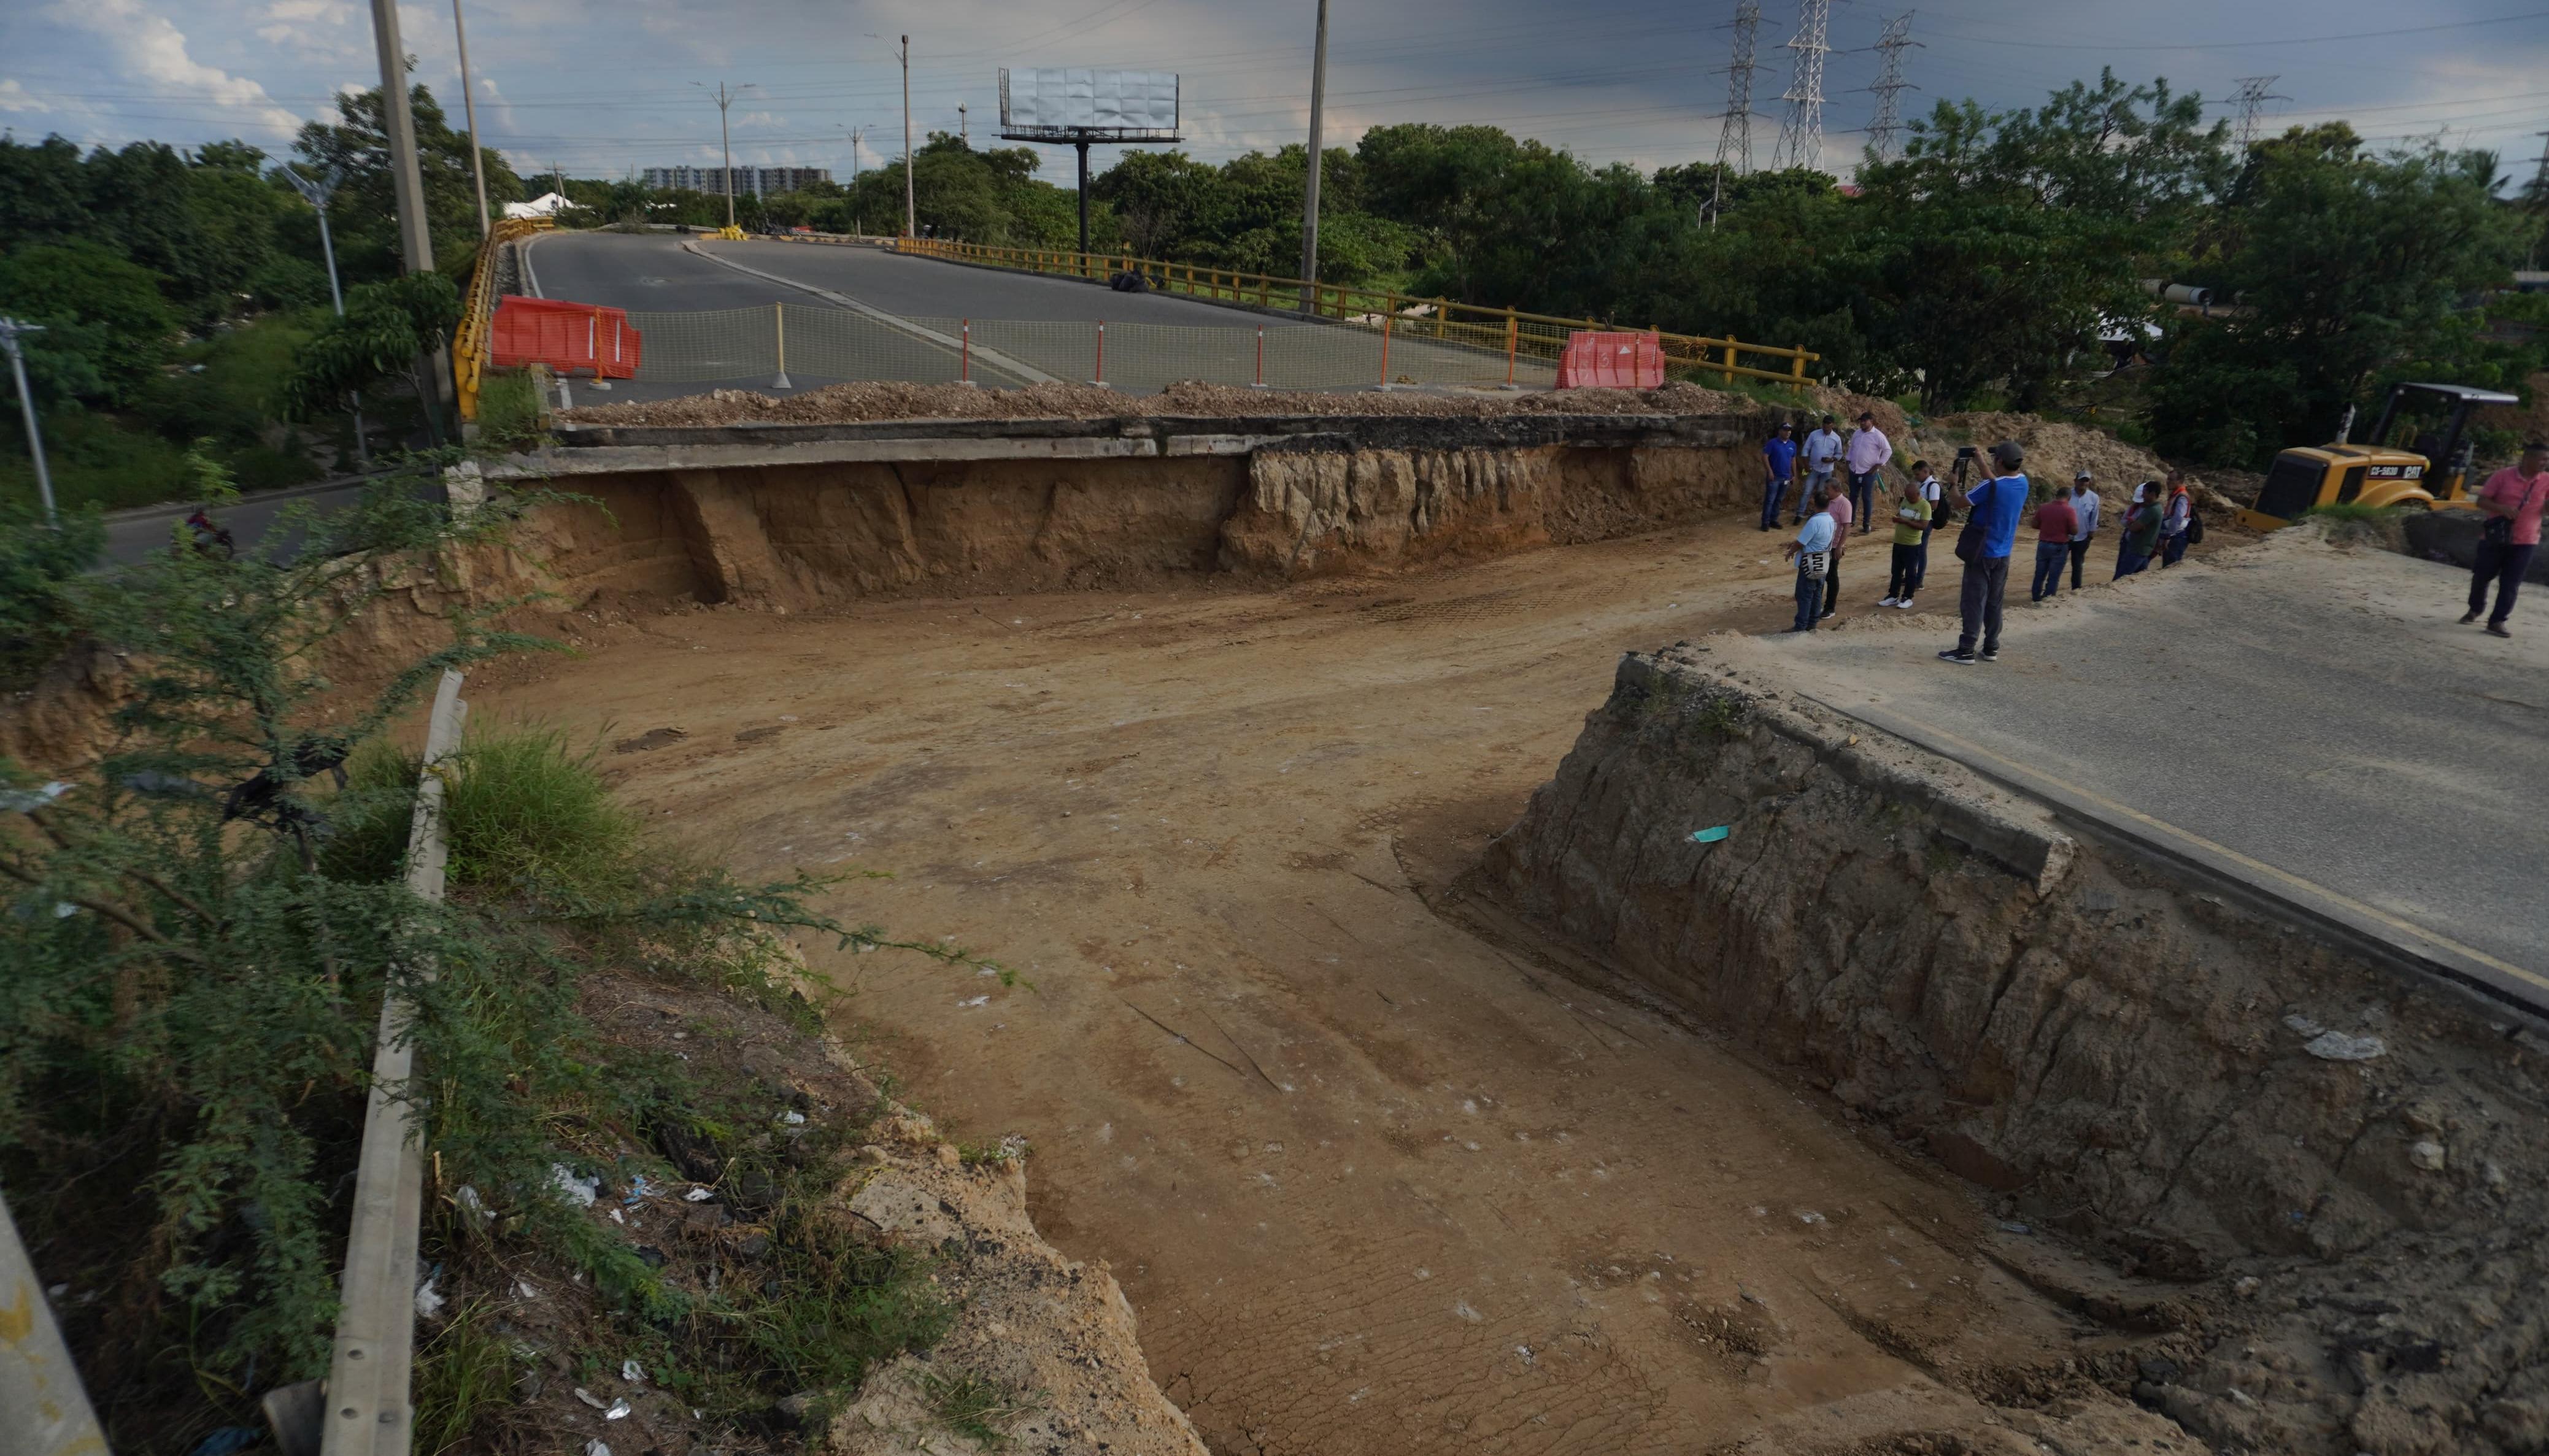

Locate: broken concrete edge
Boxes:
[1673,634,2549,1030]
[484,435,1171,479]
[1626,645,2078,895]
[1803,688,2549,1033]
[549,410,1763,452]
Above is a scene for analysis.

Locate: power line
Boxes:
[1773,0,1832,171]
[1866,12,1921,161]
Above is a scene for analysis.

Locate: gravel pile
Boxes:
[560,379,1758,428]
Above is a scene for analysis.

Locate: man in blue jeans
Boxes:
[1783,486,1836,631]
[1940,441,2030,664]
[1759,422,1797,530]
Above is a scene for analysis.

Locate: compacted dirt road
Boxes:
[471,520,2169,1455]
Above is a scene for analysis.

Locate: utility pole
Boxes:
[901,35,916,237]
[451,0,490,238]
[2231,75,2286,151]
[849,125,865,178]
[694,82,750,229]
[1298,0,1330,309]
[1865,13,1921,162]
[280,166,370,469]
[1708,0,1763,224]
[1773,0,1831,172]
[0,317,58,525]
[958,101,968,145]
[367,0,448,425]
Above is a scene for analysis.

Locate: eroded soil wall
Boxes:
[1481,644,2549,1455]
[526,442,1756,609]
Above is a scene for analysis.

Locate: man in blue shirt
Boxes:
[1783,486,1837,631]
[1760,422,1797,531]
[1940,440,2030,664]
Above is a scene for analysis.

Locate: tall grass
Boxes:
[329,724,639,896]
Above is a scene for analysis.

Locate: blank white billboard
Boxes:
[999,68,1180,140]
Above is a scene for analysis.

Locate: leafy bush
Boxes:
[0,501,101,686]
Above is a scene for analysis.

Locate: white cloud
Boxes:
[42,0,306,139]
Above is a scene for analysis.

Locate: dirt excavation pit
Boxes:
[439,506,2407,1456]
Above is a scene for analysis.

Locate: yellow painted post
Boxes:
[1722,335,1738,386]
[1435,299,1447,339]
[1790,349,1807,383]
[1506,309,1518,384]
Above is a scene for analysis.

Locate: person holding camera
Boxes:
[2464,441,2549,637]
[1938,441,2029,665]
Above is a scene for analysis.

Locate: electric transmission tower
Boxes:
[2231,75,2286,150]
[1774,0,1833,172]
[1713,1,1764,179]
[1866,12,1921,161]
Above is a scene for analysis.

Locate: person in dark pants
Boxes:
[1908,460,1942,598]
[2066,471,2100,588]
[1940,441,2029,664]
[1845,410,1893,532]
[1759,422,1797,530]
[1784,487,1838,631]
[1881,473,1932,609]
[2159,473,2194,566]
[2464,442,2549,637]
[2029,483,2078,601]
[2115,487,2162,578]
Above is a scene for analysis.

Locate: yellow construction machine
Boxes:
[2238,381,2521,531]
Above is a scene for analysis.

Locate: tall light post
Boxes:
[0,318,58,525]
[279,165,370,469]
[901,35,916,238]
[695,81,752,229]
[367,0,451,429]
[450,0,491,239]
[1298,0,1329,310]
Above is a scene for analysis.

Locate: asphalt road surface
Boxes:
[102,476,382,568]
[1757,534,2549,995]
[522,231,1525,401]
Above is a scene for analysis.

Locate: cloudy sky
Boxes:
[5,0,2548,190]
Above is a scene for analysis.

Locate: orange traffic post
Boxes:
[1094,320,1105,385]
[1505,310,1518,384]
[1379,309,1392,385]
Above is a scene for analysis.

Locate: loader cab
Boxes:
[2238,382,2520,531]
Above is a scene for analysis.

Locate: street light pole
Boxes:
[366,0,451,438]
[451,0,491,239]
[901,35,915,238]
[0,318,59,525]
[1298,0,1329,311]
[280,166,370,469]
[695,82,751,231]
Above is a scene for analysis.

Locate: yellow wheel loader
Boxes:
[2237,381,2521,531]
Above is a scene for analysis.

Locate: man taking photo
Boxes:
[1938,441,2029,665]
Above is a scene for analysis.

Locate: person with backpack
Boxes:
[1880,472,1934,609]
[2029,483,2079,601]
[2464,441,2549,637]
[1759,422,1797,531]
[2115,485,2164,578]
[2159,473,2195,566]
[1938,441,2029,665]
[1784,485,1838,632]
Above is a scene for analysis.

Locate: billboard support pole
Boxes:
[1299,0,1329,312]
[1076,140,1093,257]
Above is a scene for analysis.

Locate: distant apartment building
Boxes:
[640,166,831,197]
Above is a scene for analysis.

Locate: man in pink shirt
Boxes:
[2463,442,2549,638]
[1845,411,1894,533]
[1821,488,1854,618]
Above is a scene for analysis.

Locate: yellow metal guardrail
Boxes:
[892,237,1820,387]
[453,217,555,421]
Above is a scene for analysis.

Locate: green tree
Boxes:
[291,79,522,276]
[285,272,461,444]
[0,242,180,404]
[2151,128,2529,462]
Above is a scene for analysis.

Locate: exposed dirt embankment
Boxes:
[1480,644,2549,1455]
[515,437,1759,608]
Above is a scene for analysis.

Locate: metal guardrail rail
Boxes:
[0,1190,110,1456]
[455,219,553,422]
[890,236,1821,387]
[317,670,468,1456]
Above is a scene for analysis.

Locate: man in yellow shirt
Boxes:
[1880,467,1934,610]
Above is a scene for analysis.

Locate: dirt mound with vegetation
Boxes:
[558,379,1753,428]
[1922,412,2240,511]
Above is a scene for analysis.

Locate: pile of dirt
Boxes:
[560,379,1754,428]
[1922,412,2240,511]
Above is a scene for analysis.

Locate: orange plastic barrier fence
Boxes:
[492,295,642,380]
[1555,331,1664,390]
